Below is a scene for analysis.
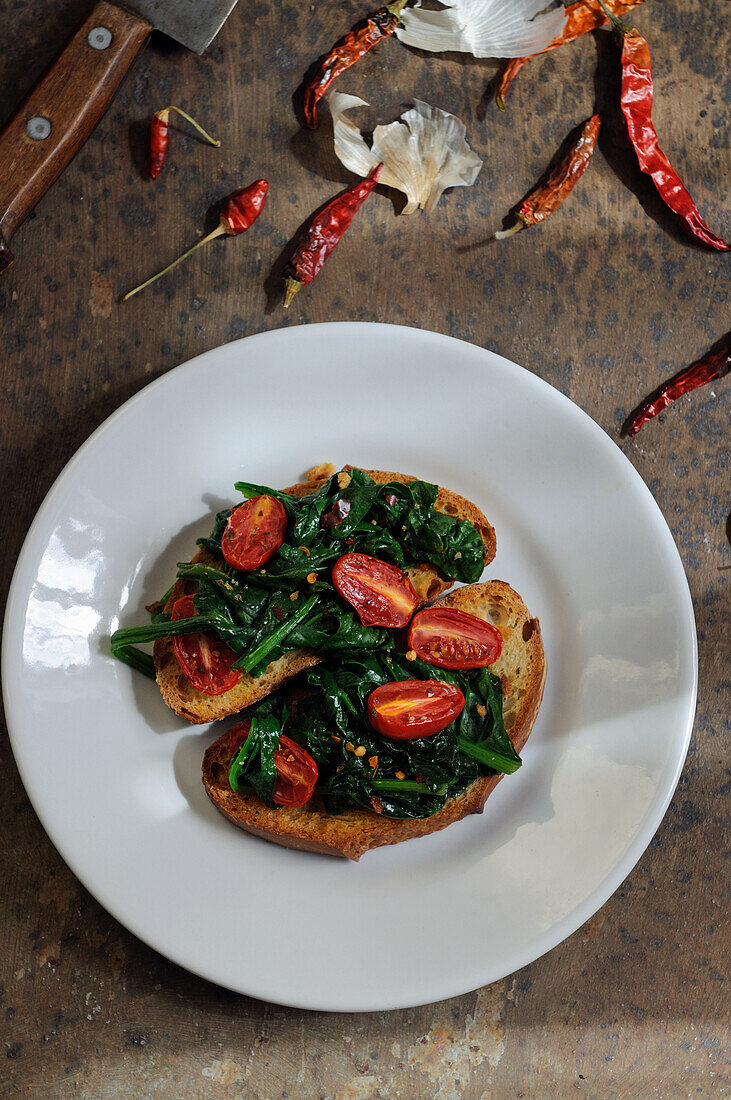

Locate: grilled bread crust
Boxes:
[202,580,545,860]
[154,465,496,723]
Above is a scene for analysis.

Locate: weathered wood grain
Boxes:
[0,0,728,1095]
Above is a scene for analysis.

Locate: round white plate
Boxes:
[3,324,696,1011]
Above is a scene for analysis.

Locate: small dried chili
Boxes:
[627,337,730,436]
[147,106,220,179]
[283,164,383,307]
[598,1,729,251]
[303,1,407,130]
[121,180,268,301]
[495,114,601,239]
[496,0,643,110]
[495,58,528,112]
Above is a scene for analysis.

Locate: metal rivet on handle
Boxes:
[26,116,52,140]
[88,26,113,50]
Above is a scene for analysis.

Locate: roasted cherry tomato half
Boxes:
[221,494,287,571]
[228,719,251,757]
[367,680,465,740]
[273,734,318,807]
[331,553,418,628]
[172,595,241,696]
[407,607,503,670]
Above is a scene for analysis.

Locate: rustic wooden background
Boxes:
[1,0,728,1095]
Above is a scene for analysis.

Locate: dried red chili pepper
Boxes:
[627,337,730,436]
[303,0,407,130]
[495,114,601,239]
[496,0,643,110]
[495,58,528,112]
[283,164,383,307]
[121,180,268,301]
[598,1,729,251]
[147,106,220,180]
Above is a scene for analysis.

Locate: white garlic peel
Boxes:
[330,92,483,215]
[395,0,567,59]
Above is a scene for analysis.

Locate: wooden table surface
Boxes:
[1,0,728,1095]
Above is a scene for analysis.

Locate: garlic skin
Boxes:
[395,0,567,59]
[330,93,483,215]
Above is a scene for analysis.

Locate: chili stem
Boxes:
[494,221,524,240]
[164,106,221,147]
[121,224,227,301]
[595,0,632,34]
[283,277,301,309]
[386,0,409,16]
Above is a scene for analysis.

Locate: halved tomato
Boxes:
[407,607,503,669]
[273,734,318,807]
[228,719,251,757]
[331,553,418,628]
[172,595,241,696]
[367,680,465,740]
[222,494,287,571]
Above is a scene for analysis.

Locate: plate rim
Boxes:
[2,322,698,1011]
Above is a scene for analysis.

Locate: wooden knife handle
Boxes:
[0,1,151,272]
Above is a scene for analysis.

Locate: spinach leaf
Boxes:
[196,506,232,558]
[228,703,284,803]
[111,467,486,681]
[282,652,517,820]
[176,562,270,627]
[219,644,520,822]
[220,469,485,584]
[455,668,522,774]
[235,593,320,674]
[288,603,391,656]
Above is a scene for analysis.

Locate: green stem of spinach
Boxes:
[156,581,175,607]
[236,594,320,673]
[456,737,521,774]
[111,643,157,679]
[112,616,206,678]
[111,616,205,648]
[110,614,211,680]
[372,779,444,794]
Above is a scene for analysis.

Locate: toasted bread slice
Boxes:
[154,465,496,724]
[202,580,545,860]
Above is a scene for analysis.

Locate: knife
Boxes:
[0,0,239,273]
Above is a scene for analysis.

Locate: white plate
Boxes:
[3,324,696,1011]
